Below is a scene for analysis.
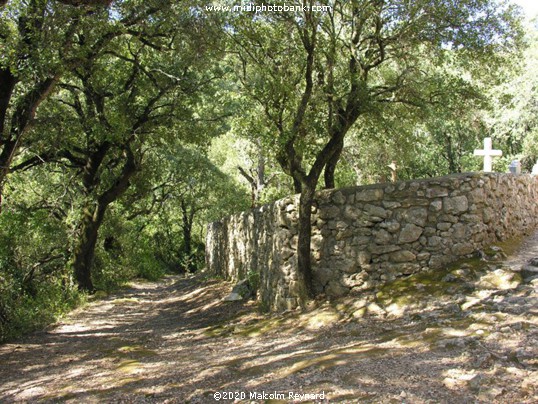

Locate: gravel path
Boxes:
[1,233,537,403]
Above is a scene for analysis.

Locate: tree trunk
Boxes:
[296,184,316,302]
[0,77,58,206]
[0,68,17,139]
[180,200,196,272]
[72,204,105,292]
[324,139,343,189]
[293,177,302,193]
[71,145,137,291]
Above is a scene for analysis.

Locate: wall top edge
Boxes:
[208,172,537,226]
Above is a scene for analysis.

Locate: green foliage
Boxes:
[122,143,250,273]
[0,206,80,342]
[488,25,538,170]
[0,0,533,341]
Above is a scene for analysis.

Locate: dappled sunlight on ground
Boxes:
[0,234,537,403]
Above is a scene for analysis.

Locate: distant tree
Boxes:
[488,25,538,170]
[123,145,249,272]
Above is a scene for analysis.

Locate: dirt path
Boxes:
[1,234,537,404]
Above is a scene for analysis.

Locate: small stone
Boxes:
[478,268,521,290]
[369,245,400,254]
[473,353,493,369]
[417,252,431,261]
[365,302,385,316]
[380,221,400,233]
[318,206,341,220]
[445,303,461,313]
[343,205,361,220]
[510,322,523,331]
[223,292,243,302]
[467,374,484,391]
[357,251,372,266]
[452,268,470,277]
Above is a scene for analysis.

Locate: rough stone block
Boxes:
[352,235,371,245]
[390,250,417,263]
[280,247,295,260]
[398,224,423,243]
[357,250,372,266]
[452,243,474,256]
[383,201,401,209]
[364,204,389,219]
[429,200,443,212]
[342,272,368,287]
[332,191,346,205]
[452,223,468,240]
[429,254,451,269]
[336,228,353,240]
[325,280,349,297]
[426,187,449,198]
[311,234,324,249]
[313,267,334,286]
[428,236,442,248]
[356,188,384,201]
[404,207,428,226]
[319,205,341,220]
[417,252,431,261]
[443,195,469,214]
[374,229,392,244]
[380,221,400,233]
[343,205,361,220]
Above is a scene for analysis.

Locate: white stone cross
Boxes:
[474,137,502,172]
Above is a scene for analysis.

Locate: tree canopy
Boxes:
[0,0,535,340]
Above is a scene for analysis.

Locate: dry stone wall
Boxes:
[206,173,538,311]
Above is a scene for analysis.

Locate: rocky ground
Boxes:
[0,233,537,403]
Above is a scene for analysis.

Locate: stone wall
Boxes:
[206,173,538,311]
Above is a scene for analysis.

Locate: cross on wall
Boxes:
[474,137,502,172]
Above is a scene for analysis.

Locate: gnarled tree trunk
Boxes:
[71,145,137,291]
[72,204,106,292]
